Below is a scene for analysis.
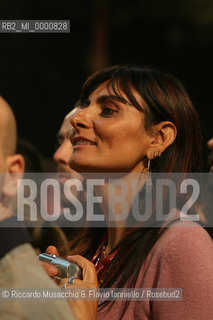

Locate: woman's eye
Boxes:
[101,107,117,117]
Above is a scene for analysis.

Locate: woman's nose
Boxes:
[70,107,93,130]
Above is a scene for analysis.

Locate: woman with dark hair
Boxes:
[45,66,213,320]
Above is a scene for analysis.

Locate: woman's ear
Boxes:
[2,154,25,197]
[147,121,177,159]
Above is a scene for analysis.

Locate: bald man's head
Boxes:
[0,96,17,159]
[0,97,24,214]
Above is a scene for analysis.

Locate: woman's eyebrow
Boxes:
[96,94,129,105]
[80,98,90,106]
[56,133,64,143]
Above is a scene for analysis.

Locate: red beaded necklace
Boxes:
[92,232,118,286]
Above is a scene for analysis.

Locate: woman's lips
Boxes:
[72,136,96,147]
[73,144,96,149]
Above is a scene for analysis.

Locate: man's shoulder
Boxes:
[0,243,74,320]
[0,243,56,287]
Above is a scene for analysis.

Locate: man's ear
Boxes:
[146,121,177,159]
[2,154,25,197]
[6,154,25,173]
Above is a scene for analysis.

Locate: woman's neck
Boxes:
[104,227,124,255]
[94,170,147,253]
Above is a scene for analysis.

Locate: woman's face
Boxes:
[69,82,153,173]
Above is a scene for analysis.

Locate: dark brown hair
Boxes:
[67,65,202,319]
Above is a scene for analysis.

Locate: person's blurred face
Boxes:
[207,138,213,172]
[53,110,83,209]
[53,116,75,174]
[69,82,152,173]
[53,108,80,175]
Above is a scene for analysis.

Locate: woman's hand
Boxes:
[40,245,60,278]
[60,255,98,320]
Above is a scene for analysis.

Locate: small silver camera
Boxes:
[38,253,82,279]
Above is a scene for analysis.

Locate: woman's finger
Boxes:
[60,278,97,288]
[40,246,60,277]
[40,261,58,277]
[67,255,98,284]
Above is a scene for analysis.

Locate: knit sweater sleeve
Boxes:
[151,225,213,320]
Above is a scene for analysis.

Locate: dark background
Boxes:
[0,0,212,170]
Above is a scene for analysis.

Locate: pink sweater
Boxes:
[97,221,213,320]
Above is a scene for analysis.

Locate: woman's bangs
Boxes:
[109,76,144,111]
